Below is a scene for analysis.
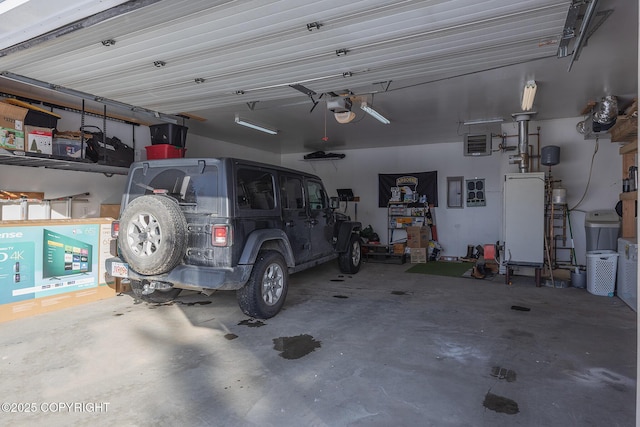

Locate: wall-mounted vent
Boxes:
[463,133,492,156]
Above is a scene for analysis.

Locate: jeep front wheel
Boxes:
[237,251,288,319]
[118,195,187,275]
[338,234,362,274]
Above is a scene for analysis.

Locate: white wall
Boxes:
[533,117,622,265]
[281,116,622,266]
[184,133,281,164]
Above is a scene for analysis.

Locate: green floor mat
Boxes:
[405,261,474,277]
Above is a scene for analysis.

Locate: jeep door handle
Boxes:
[285,220,294,227]
[307,219,319,226]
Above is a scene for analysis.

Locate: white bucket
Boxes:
[552,187,567,204]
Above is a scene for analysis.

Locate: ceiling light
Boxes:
[101,39,116,47]
[194,78,205,84]
[463,118,504,126]
[360,102,390,124]
[234,113,278,135]
[521,80,537,111]
[334,112,356,124]
[153,60,166,68]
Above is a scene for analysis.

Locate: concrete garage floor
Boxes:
[0,261,636,427]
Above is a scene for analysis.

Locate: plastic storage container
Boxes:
[586,250,619,296]
[149,123,188,147]
[585,210,620,251]
[145,144,186,160]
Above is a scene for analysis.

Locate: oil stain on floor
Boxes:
[177,300,213,306]
[483,392,519,414]
[273,334,321,359]
[491,366,517,382]
[238,319,266,328]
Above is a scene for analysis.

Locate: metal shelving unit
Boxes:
[0,149,129,175]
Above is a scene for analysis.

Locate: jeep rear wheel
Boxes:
[338,234,362,274]
[118,195,187,275]
[237,251,288,319]
[130,280,182,303]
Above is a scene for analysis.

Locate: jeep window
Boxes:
[306,180,327,211]
[280,176,304,210]
[128,165,219,213]
[236,168,276,210]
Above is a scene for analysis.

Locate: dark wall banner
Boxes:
[378,171,438,207]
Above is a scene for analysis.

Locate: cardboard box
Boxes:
[100,204,120,218]
[396,217,413,227]
[406,226,431,248]
[0,103,28,151]
[3,99,60,129]
[0,127,24,150]
[393,243,406,255]
[0,218,116,323]
[410,248,427,263]
[25,126,53,155]
[0,102,28,131]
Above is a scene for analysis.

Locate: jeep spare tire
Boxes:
[118,195,187,275]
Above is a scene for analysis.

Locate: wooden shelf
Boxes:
[620,191,638,200]
[618,132,638,238]
[620,140,638,154]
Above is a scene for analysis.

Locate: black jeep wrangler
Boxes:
[105,157,362,318]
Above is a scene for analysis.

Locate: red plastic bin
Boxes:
[145,144,186,160]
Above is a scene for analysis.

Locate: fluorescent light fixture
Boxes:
[521,80,537,111]
[360,102,390,124]
[463,118,504,126]
[234,113,278,135]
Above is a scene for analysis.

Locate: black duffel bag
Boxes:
[85,133,134,168]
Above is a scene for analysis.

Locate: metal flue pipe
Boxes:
[509,113,535,173]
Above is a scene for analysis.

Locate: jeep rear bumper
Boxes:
[105,257,252,291]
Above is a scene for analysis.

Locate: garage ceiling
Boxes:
[0,0,637,154]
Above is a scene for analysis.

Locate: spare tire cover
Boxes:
[117,195,187,275]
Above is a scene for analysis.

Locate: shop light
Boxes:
[360,102,390,124]
[234,114,278,135]
[463,118,504,126]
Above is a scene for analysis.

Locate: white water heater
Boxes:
[503,172,545,265]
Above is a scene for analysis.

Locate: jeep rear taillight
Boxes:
[212,225,231,247]
[111,221,120,238]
